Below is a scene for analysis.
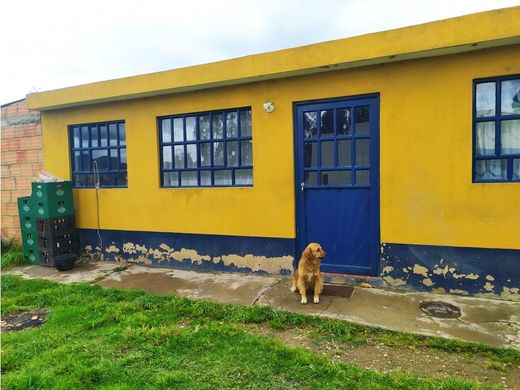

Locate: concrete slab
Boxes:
[4,261,520,348]
[4,261,122,284]
[258,279,520,348]
[96,264,281,305]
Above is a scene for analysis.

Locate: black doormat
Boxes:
[322,285,355,299]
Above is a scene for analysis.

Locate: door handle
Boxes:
[300,182,305,192]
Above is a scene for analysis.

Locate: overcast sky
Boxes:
[1,0,518,105]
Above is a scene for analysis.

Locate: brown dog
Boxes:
[290,243,326,304]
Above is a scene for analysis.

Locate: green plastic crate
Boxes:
[31,181,74,218]
[21,228,39,264]
[19,214,36,231]
[17,196,36,218]
[23,245,39,265]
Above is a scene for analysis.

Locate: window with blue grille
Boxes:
[159,108,253,187]
[473,75,520,182]
[69,121,127,188]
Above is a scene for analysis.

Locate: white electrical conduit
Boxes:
[93,161,103,258]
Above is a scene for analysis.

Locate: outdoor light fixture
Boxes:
[263,101,275,113]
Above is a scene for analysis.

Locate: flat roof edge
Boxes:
[27,7,520,111]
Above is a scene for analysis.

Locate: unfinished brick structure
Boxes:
[1,99,43,242]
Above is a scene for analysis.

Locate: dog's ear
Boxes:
[303,245,312,259]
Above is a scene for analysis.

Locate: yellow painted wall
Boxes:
[41,45,520,249]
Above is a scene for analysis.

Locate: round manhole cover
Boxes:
[420,301,461,319]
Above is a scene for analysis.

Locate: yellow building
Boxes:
[28,7,520,300]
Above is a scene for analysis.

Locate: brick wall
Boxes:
[1,99,43,242]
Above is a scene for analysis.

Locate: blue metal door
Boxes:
[295,96,380,276]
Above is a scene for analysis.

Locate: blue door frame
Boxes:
[294,94,380,276]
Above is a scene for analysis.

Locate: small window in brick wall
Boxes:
[69,121,127,188]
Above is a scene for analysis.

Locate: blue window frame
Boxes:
[301,104,371,188]
[473,75,520,182]
[159,108,253,187]
[69,121,127,188]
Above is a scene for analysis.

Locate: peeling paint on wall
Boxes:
[383,276,407,287]
[381,243,520,301]
[79,229,295,276]
[412,264,429,277]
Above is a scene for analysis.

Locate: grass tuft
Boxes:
[1,243,28,269]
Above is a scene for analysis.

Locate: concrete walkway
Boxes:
[5,261,520,349]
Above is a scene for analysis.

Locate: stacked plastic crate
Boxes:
[18,181,77,267]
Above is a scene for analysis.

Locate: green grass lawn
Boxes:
[2,275,516,389]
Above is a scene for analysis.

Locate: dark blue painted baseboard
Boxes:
[78,228,295,275]
[381,243,520,299]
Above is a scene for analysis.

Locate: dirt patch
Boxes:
[242,323,519,389]
[1,310,47,332]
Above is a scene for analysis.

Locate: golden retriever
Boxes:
[290,243,326,304]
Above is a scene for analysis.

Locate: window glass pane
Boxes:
[320,110,333,137]
[161,119,172,143]
[174,145,185,169]
[476,122,495,156]
[304,171,317,185]
[200,143,211,167]
[337,108,351,135]
[119,123,126,146]
[81,126,89,147]
[321,141,334,167]
[110,149,119,170]
[513,159,520,180]
[240,110,252,137]
[356,170,370,186]
[173,118,184,142]
[501,119,520,154]
[186,116,197,141]
[73,151,80,172]
[186,144,197,168]
[355,139,370,166]
[72,127,80,148]
[235,169,253,185]
[241,140,252,166]
[475,159,507,181]
[162,146,173,169]
[213,114,224,139]
[91,126,99,147]
[476,82,496,117]
[180,171,197,186]
[200,171,212,185]
[304,142,317,168]
[100,125,108,146]
[199,115,210,140]
[214,170,232,185]
[81,151,90,171]
[338,140,352,166]
[163,172,178,187]
[227,141,238,167]
[213,142,224,165]
[109,123,118,146]
[321,170,351,186]
[501,79,520,115]
[120,149,127,170]
[355,106,370,135]
[304,111,317,139]
[116,173,128,187]
[100,173,115,187]
[92,149,108,171]
[75,174,87,187]
[226,112,238,138]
